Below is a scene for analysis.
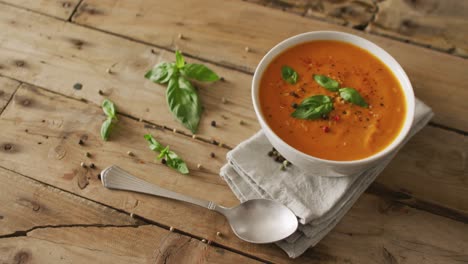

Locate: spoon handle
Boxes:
[100,165,219,211]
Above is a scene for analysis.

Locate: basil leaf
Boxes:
[281,66,298,84]
[291,95,333,120]
[313,74,340,92]
[144,134,189,174]
[102,99,116,118]
[100,117,114,141]
[145,62,176,84]
[166,76,202,133]
[182,63,219,82]
[339,88,368,108]
[144,134,164,152]
[175,50,185,69]
[166,151,189,174]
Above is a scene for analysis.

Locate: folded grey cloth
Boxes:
[220,99,433,258]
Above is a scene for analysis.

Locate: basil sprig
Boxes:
[291,95,333,120]
[281,66,298,84]
[101,99,118,141]
[144,134,189,174]
[313,74,368,107]
[145,50,219,133]
[339,88,369,108]
[313,74,340,92]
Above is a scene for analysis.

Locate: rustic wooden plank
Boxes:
[72,0,468,132]
[369,0,468,57]
[0,226,262,264]
[245,0,376,27]
[0,166,140,237]
[245,0,468,58]
[320,194,468,264]
[0,0,81,20]
[379,127,467,215]
[0,84,466,263]
[0,77,20,114]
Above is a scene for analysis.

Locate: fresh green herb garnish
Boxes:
[175,50,185,68]
[339,88,369,108]
[181,63,220,82]
[145,50,219,133]
[100,99,118,141]
[145,62,176,84]
[281,66,299,84]
[313,74,340,92]
[144,134,189,174]
[166,76,201,133]
[291,95,333,120]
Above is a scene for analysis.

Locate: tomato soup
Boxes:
[259,40,406,161]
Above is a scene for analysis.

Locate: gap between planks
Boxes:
[68,0,85,22]
[0,164,273,263]
[1,76,467,226]
[0,0,71,21]
[0,80,21,117]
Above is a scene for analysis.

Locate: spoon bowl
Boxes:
[101,166,298,243]
[219,199,298,243]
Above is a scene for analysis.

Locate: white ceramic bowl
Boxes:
[252,31,415,177]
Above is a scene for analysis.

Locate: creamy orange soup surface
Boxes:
[259,40,406,161]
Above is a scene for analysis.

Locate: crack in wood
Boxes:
[0,223,151,239]
[0,80,21,117]
[68,0,84,22]
[368,183,468,224]
[382,246,398,264]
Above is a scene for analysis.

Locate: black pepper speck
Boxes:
[73,83,83,90]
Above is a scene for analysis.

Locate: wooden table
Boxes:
[0,1,466,263]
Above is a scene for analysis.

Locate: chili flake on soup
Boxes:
[259,40,406,161]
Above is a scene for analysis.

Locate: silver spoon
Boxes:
[100,165,298,243]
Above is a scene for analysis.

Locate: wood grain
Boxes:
[0,77,19,114]
[369,0,468,57]
[0,3,256,147]
[0,167,140,237]
[245,0,377,27]
[0,1,466,220]
[245,0,468,58]
[0,0,81,20]
[72,0,468,132]
[0,83,466,263]
[0,226,261,264]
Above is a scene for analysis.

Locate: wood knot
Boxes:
[22,99,31,106]
[401,19,418,32]
[14,250,31,264]
[3,143,13,151]
[15,60,25,67]
[67,38,86,50]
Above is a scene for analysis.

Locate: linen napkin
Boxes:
[220,99,433,258]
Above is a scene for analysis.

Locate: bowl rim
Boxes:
[251,31,415,166]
